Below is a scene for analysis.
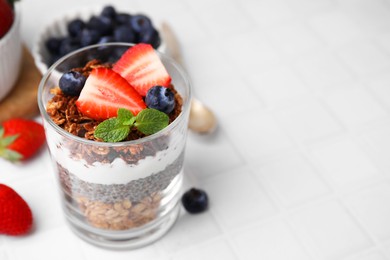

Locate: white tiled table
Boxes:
[2,0,390,259]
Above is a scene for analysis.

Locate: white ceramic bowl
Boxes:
[0,4,22,101]
[32,6,165,76]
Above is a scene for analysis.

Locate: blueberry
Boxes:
[98,35,115,44]
[181,188,209,214]
[59,71,86,96]
[99,16,115,35]
[113,25,136,43]
[115,13,131,25]
[87,16,114,36]
[130,14,152,33]
[145,86,175,114]
[101,5,116,19]
[139,28,161,48]
[67,18,85,37]
[87,16,101,30]
[45,37,63,54]
[48,54,62,66]
[59,37,80,56]
[80,29,100,47]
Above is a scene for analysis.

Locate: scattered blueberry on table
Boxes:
[181,188,209,214]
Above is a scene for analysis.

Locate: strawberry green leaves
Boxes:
[94,108,169,142]
[0,127,22,162]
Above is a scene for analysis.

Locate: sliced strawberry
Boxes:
[76,67,146,120]
[113,43,171,96]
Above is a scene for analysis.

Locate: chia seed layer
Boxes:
[57,151,185,203]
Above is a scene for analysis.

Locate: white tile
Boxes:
[308,10,363,47]
[359,122,390,172]
[8,176,64,232]
[202,167,277,230]
[186,131,244,179]
[345,251,389,260]
[6,226,84,260]
[164,12,208,46]
[197,75,262,117]
[383,241,390,258]
[274,100,342,143]
[345,182,390,241]
[0,147,51,183]
[220,31,281,76]
[193,1,254,37]
[293,50,353,92]
[158,210,221,253]
[184,0,225,11]
[254,151,330,208]
[172,238,237,260]
[0,249,8,260]
[241,0,295,28]
[324,88,388,127]
[309,136,379,187]
[82,241,161,260]
[285,0,335,16]
[368,73,390,109]
[233,219,312,260]
[136,0,187,16]
[337,42,390,76]
[376,32,390,55]
[183,41,235,93]
[222,110,293,161]
[338,0,390,32]
[266,20,324,57]
[290,200,373,259]
[247,65,310,109]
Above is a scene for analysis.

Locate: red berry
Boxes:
[0,118,46,162]
[76,67,146,120]
[0,184,33,236]
[0,0,14,38]
[113,43,171,96]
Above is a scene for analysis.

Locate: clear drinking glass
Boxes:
[37,43,191,249]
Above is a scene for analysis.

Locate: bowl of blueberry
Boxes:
[32,5,165,75]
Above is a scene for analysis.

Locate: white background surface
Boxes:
[2,0,390,259]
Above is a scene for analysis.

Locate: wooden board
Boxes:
[0,46,42,123]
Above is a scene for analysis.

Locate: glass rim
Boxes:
[37,42,192,147]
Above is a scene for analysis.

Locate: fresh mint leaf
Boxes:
[94,118,130,142]
[94,108,169,142]
[135,108,169,135]
[117,108,135,126]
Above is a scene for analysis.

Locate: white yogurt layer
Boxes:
[45,127,185,185]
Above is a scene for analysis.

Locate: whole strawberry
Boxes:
[0,0,17,38]
[0,118,46,162]
[0,184,33,236]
